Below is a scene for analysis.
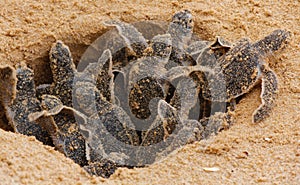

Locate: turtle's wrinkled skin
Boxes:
[0,10,290,178]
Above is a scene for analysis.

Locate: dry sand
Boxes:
[0,0,299,184]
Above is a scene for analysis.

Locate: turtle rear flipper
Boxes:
[252,64,278,123]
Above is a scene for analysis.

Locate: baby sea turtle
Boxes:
[0,9,290,179]
[166,29,290,123]
[31,10,205,177]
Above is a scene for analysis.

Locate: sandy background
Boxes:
[0,0,299,184]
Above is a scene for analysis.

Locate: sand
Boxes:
[0,0,299,184]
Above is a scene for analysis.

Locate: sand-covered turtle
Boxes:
[28,38,200,177]
[0,9,290,178]
[166,29,290,123]
[27,10,205,177]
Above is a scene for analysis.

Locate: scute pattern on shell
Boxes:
[0,10,290,178]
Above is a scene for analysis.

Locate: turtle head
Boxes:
[171,10,193,31]
[168,10,194,49]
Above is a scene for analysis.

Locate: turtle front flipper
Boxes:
[94,49,114,103]
[29,94,88,166]
[49,41,77,107]
[169,77,198,120]
[104,20,148,56]
[74,49,113,116]
[253,29,290,56]
[164,65,214,81]
[138,100,180,165]
[186,40,209,60]
[5,63,53,145]
[139,100,202,165]
[79,49,112,81]
[252,64,278,123]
